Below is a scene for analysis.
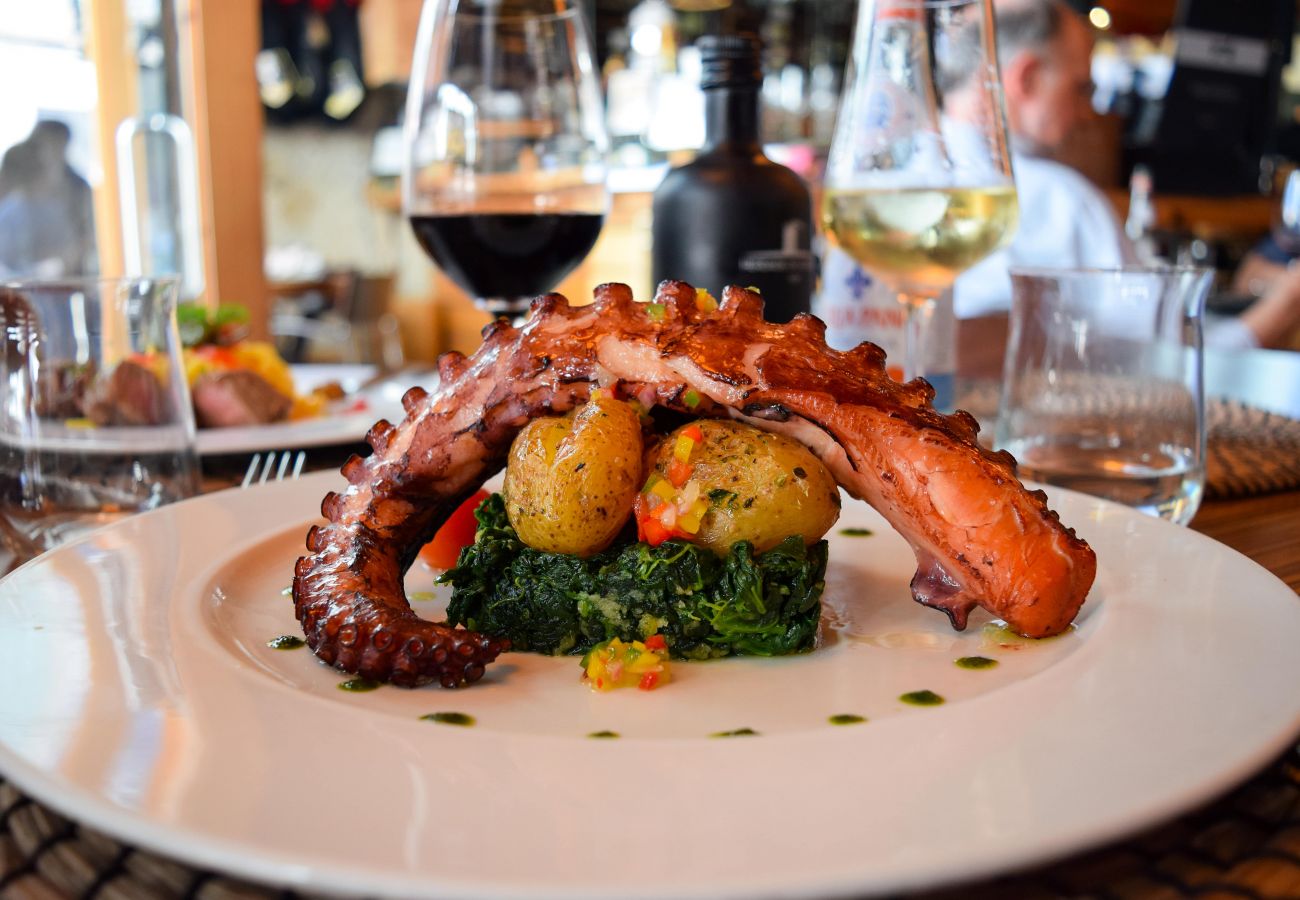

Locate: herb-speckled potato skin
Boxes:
[651,419,840,554]
[503,396,644,556]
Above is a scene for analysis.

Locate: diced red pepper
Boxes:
[638,671,660,691]
[681,424,704,444]
[666,457,692,488]
[641,517,672,547]
[419,489,490,569]
[644,634,667,652]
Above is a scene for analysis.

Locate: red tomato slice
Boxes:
[419,489,490,569]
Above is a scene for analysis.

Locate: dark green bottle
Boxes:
[651,34,815,321]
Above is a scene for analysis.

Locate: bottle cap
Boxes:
[697,33,763,90]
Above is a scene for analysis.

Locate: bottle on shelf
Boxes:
[651,33,815,322]
[1125,164,1160,263]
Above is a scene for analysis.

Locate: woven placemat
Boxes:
[1206,401,1300,501]
[5,744,1300,900]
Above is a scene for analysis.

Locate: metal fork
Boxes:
[241,450,306,488]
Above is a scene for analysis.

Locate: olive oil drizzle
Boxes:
[339,677,380,692]
[900,690,944,706]
[266,635,305,650]
[956,656,998,670]
[421,711,474,726]
[829,713,866,725]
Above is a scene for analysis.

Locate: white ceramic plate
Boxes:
[1,473,1298,899]
[194,408,396,456]
[194,365,411,456]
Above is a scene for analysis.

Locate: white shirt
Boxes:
[954,151,1256,350]
[955,152,1136,319]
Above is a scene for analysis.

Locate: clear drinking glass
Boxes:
[0,277,199,573]
[824,0,1018,383]
[402,0,609,318]
[995,267,1213,526]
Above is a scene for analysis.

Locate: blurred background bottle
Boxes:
[1125,163,1160,263]
[651,33,814,321]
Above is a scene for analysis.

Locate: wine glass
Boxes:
[402,0,610,319]
[824,0,1018,382]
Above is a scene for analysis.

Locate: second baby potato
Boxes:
[503,394,644,556]
[648,419,840,554]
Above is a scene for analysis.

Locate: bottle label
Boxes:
[737,220,815,281]
[813,246,954,410]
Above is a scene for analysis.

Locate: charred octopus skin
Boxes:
[293,281,1097,688]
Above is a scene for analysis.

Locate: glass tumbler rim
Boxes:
[1,275,182,293]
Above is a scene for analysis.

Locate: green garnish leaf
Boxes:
[176,302,252,347]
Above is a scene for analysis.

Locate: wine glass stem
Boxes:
[899,292,937,383]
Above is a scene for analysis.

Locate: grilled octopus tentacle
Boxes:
[293,281,1097,688]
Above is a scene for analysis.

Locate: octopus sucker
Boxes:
[292,280,1096,688]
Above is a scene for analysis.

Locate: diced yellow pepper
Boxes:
[650,479,677,503]
[581,637,671,691]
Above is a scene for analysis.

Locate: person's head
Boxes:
[992,0,1095,154]
[31,120,72,156]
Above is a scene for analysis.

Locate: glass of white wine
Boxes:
[824,0,1018,382]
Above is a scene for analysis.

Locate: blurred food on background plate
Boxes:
[35,304,363,430]
[178,304,353,426]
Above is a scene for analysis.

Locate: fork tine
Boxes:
[242,450,307,488]
[259,452,277,485]
[241,453,262,489]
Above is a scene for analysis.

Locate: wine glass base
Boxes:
[477,297,536,319]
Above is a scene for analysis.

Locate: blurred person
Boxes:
[946,0,1300,350]
[29,120,96,274]
[0,141,69,279]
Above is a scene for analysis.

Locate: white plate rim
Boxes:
[0,473,1298,899]
[193,409,396,455]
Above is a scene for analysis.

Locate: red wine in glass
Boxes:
[409,212,604,305]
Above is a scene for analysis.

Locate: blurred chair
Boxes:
[270,269,404,368]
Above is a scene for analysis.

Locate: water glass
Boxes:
[996,267,1213,526]
[0,277,199,573]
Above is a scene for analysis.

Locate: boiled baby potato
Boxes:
[504,395,644,556]
[650,419,839,554]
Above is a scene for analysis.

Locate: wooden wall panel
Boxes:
[84,1,136,279]
[359,0,426,85]
[182,0,268,331]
